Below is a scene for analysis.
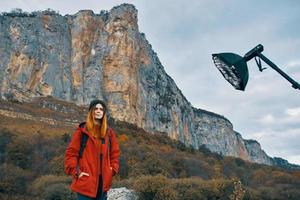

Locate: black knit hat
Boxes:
[88,99,107,112]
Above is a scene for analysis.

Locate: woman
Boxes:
[64,99,120,200]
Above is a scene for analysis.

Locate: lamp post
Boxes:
[212,44,300,91]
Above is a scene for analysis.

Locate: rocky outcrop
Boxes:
[193,108,275,164]
[108,187,138,200]
[244,139,273,165]
[0,5,287,166]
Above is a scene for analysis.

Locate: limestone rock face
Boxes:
[244,139,273,165]
[0,10,73,102]
[192,108,274,164]
[0,5,277,165]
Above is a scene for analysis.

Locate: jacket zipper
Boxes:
[95,139,100,196]
[100,141,103,175]
[100,138,104,191]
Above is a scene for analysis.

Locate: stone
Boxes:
[107,187,138,200]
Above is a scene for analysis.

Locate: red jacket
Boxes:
[64,122,120,198]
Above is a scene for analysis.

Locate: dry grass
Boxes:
[0,97,85,138]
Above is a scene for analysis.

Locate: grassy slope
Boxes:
[0,98,300,199]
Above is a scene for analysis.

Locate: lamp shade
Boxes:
[212,53,249,91]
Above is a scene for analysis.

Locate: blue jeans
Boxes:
[77,176,107,200]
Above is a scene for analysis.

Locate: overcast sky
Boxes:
[2,0,300,165]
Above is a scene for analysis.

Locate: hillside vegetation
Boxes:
[0,99,299,199]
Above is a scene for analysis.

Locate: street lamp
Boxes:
[212,44,300,91]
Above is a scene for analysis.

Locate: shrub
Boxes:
[183,157,211,179]
[173,178,210,200]
[229,180,246,200]
[132,174,169,200]
[119,155,129,178]
[173,177,233,200]
[0,163,32,194]
[30,132,67,175]
[118,134,129,143]
[112,177,135,189]
[154,185,178,200]
[47,155,65,175]
[43,183,75,200]
[0,128,12,163]
[6,135,33,169]
[140,153,171,176]
[271,170,295,184]
[28,175,71,197]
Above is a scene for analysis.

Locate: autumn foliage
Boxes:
[0,120,300,199]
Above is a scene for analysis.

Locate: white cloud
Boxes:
[260,114,275,125]
[286,107,300,117]
[287,155,300,165]
[287,60,300,68]
[250,128,300,165]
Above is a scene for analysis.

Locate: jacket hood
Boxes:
[77,122,111,138]
[77,122,91,137]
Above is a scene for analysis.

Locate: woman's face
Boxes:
[93,103,104,120]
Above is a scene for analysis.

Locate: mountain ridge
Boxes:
[0,4,298,168]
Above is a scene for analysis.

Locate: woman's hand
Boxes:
[78,172,89,179]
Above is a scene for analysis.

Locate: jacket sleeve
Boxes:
[110,129,120,176]
[64,128,81,178]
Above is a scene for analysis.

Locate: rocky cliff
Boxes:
[0,4,281,166]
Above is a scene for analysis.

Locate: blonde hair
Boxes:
[86,106,107,138]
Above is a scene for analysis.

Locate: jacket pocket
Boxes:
[73,174,96,194]
[78,174,89,181]
[75,173,89,187]
[103,166,113,191]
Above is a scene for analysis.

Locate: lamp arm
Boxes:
[257,53,300,90]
